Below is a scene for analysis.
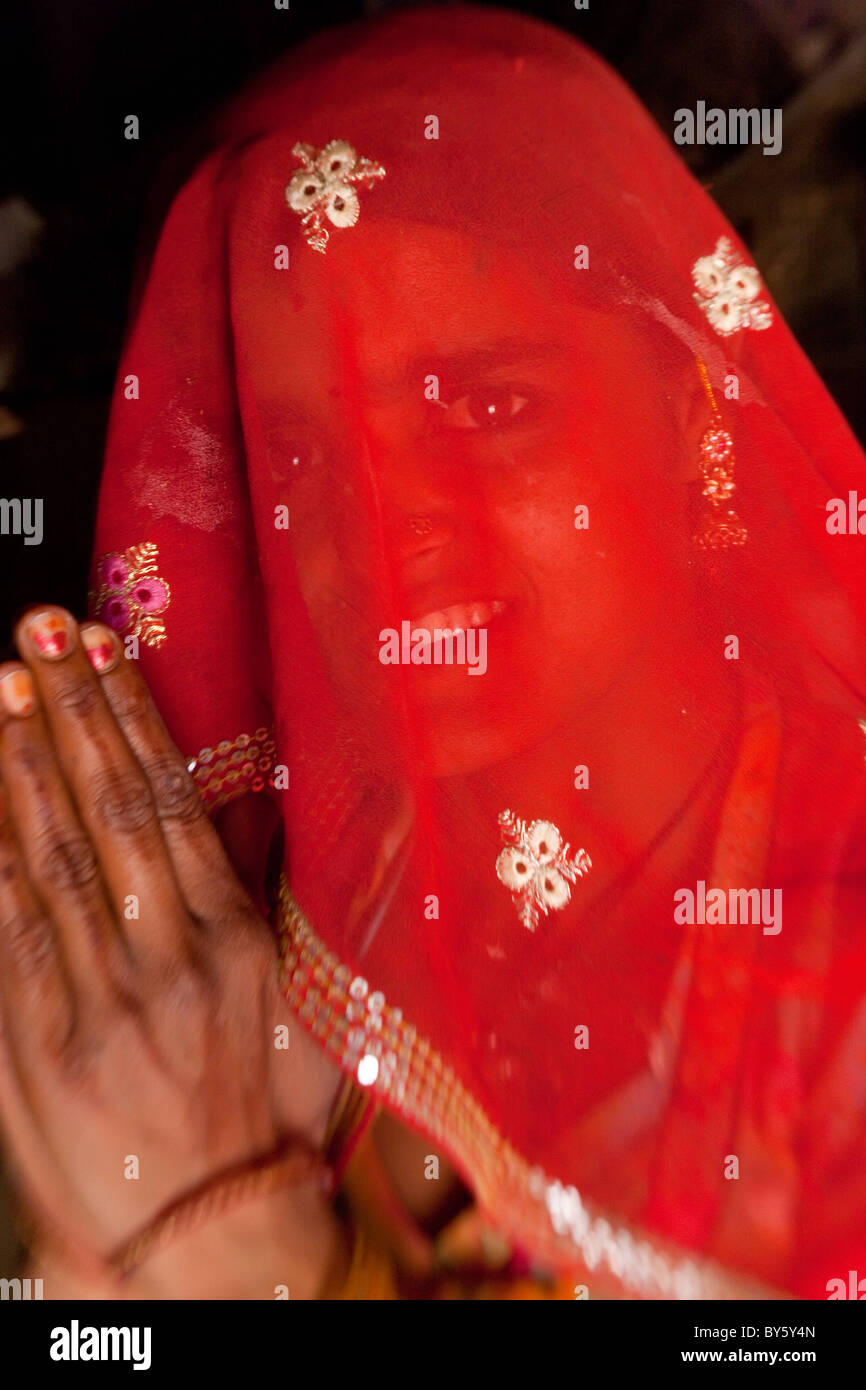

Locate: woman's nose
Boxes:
[394,511,456,566]
[361,430,460,563]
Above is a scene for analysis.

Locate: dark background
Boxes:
[1,0,865,664]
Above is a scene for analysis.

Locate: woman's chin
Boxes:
[410,709,548,780]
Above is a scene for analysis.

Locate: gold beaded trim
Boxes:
[186,726,278,812]
[276,877,778,1300]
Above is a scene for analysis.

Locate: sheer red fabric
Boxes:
[90,4,866,1297]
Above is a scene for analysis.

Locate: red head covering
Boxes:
[91,5,866,1297]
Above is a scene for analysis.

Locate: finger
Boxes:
[79,622,251,922]
[13,608,186,955]
[0,737,73,1054]
[0,663,121,993]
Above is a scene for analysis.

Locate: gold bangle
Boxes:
[323,1074,375,1182]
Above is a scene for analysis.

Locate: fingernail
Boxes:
[22,609,75,660]
[81,623,119,674]
[0,668,37,716]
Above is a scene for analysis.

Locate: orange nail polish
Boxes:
[81,624,119,673]
[25,610,74,659]
[0,668,37,716]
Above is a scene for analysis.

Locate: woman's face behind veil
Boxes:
[245,221,699,778]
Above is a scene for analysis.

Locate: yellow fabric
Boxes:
[333,1115,580,1300]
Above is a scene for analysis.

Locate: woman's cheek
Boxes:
[488,456,655,693]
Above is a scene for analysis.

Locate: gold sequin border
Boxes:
[276,876,777,1301]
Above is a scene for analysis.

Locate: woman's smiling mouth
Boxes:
[405,599,508,635]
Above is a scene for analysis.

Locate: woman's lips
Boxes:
[405,599,507,635]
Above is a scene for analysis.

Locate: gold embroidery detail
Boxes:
[90,541,171,649]
[496,810,591,932]
[276,877,776,1299]
[693,357,748,549]
[286,139,385,254]
[692,236,773,336]
[187,726,277,812]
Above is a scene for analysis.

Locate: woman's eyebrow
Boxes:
[369,337,563,403]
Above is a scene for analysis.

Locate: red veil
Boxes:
[89,5,866,1298]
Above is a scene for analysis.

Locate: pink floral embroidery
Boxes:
[90,541,171,649]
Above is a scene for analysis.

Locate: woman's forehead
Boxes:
[242,219,638,414]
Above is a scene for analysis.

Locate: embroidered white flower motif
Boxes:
[692,236,773,336]
[496,810,591,932]
[286,139,386,253]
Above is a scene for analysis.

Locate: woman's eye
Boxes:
[443,387,530,430]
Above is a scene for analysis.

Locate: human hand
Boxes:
[0,607,342,1290]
